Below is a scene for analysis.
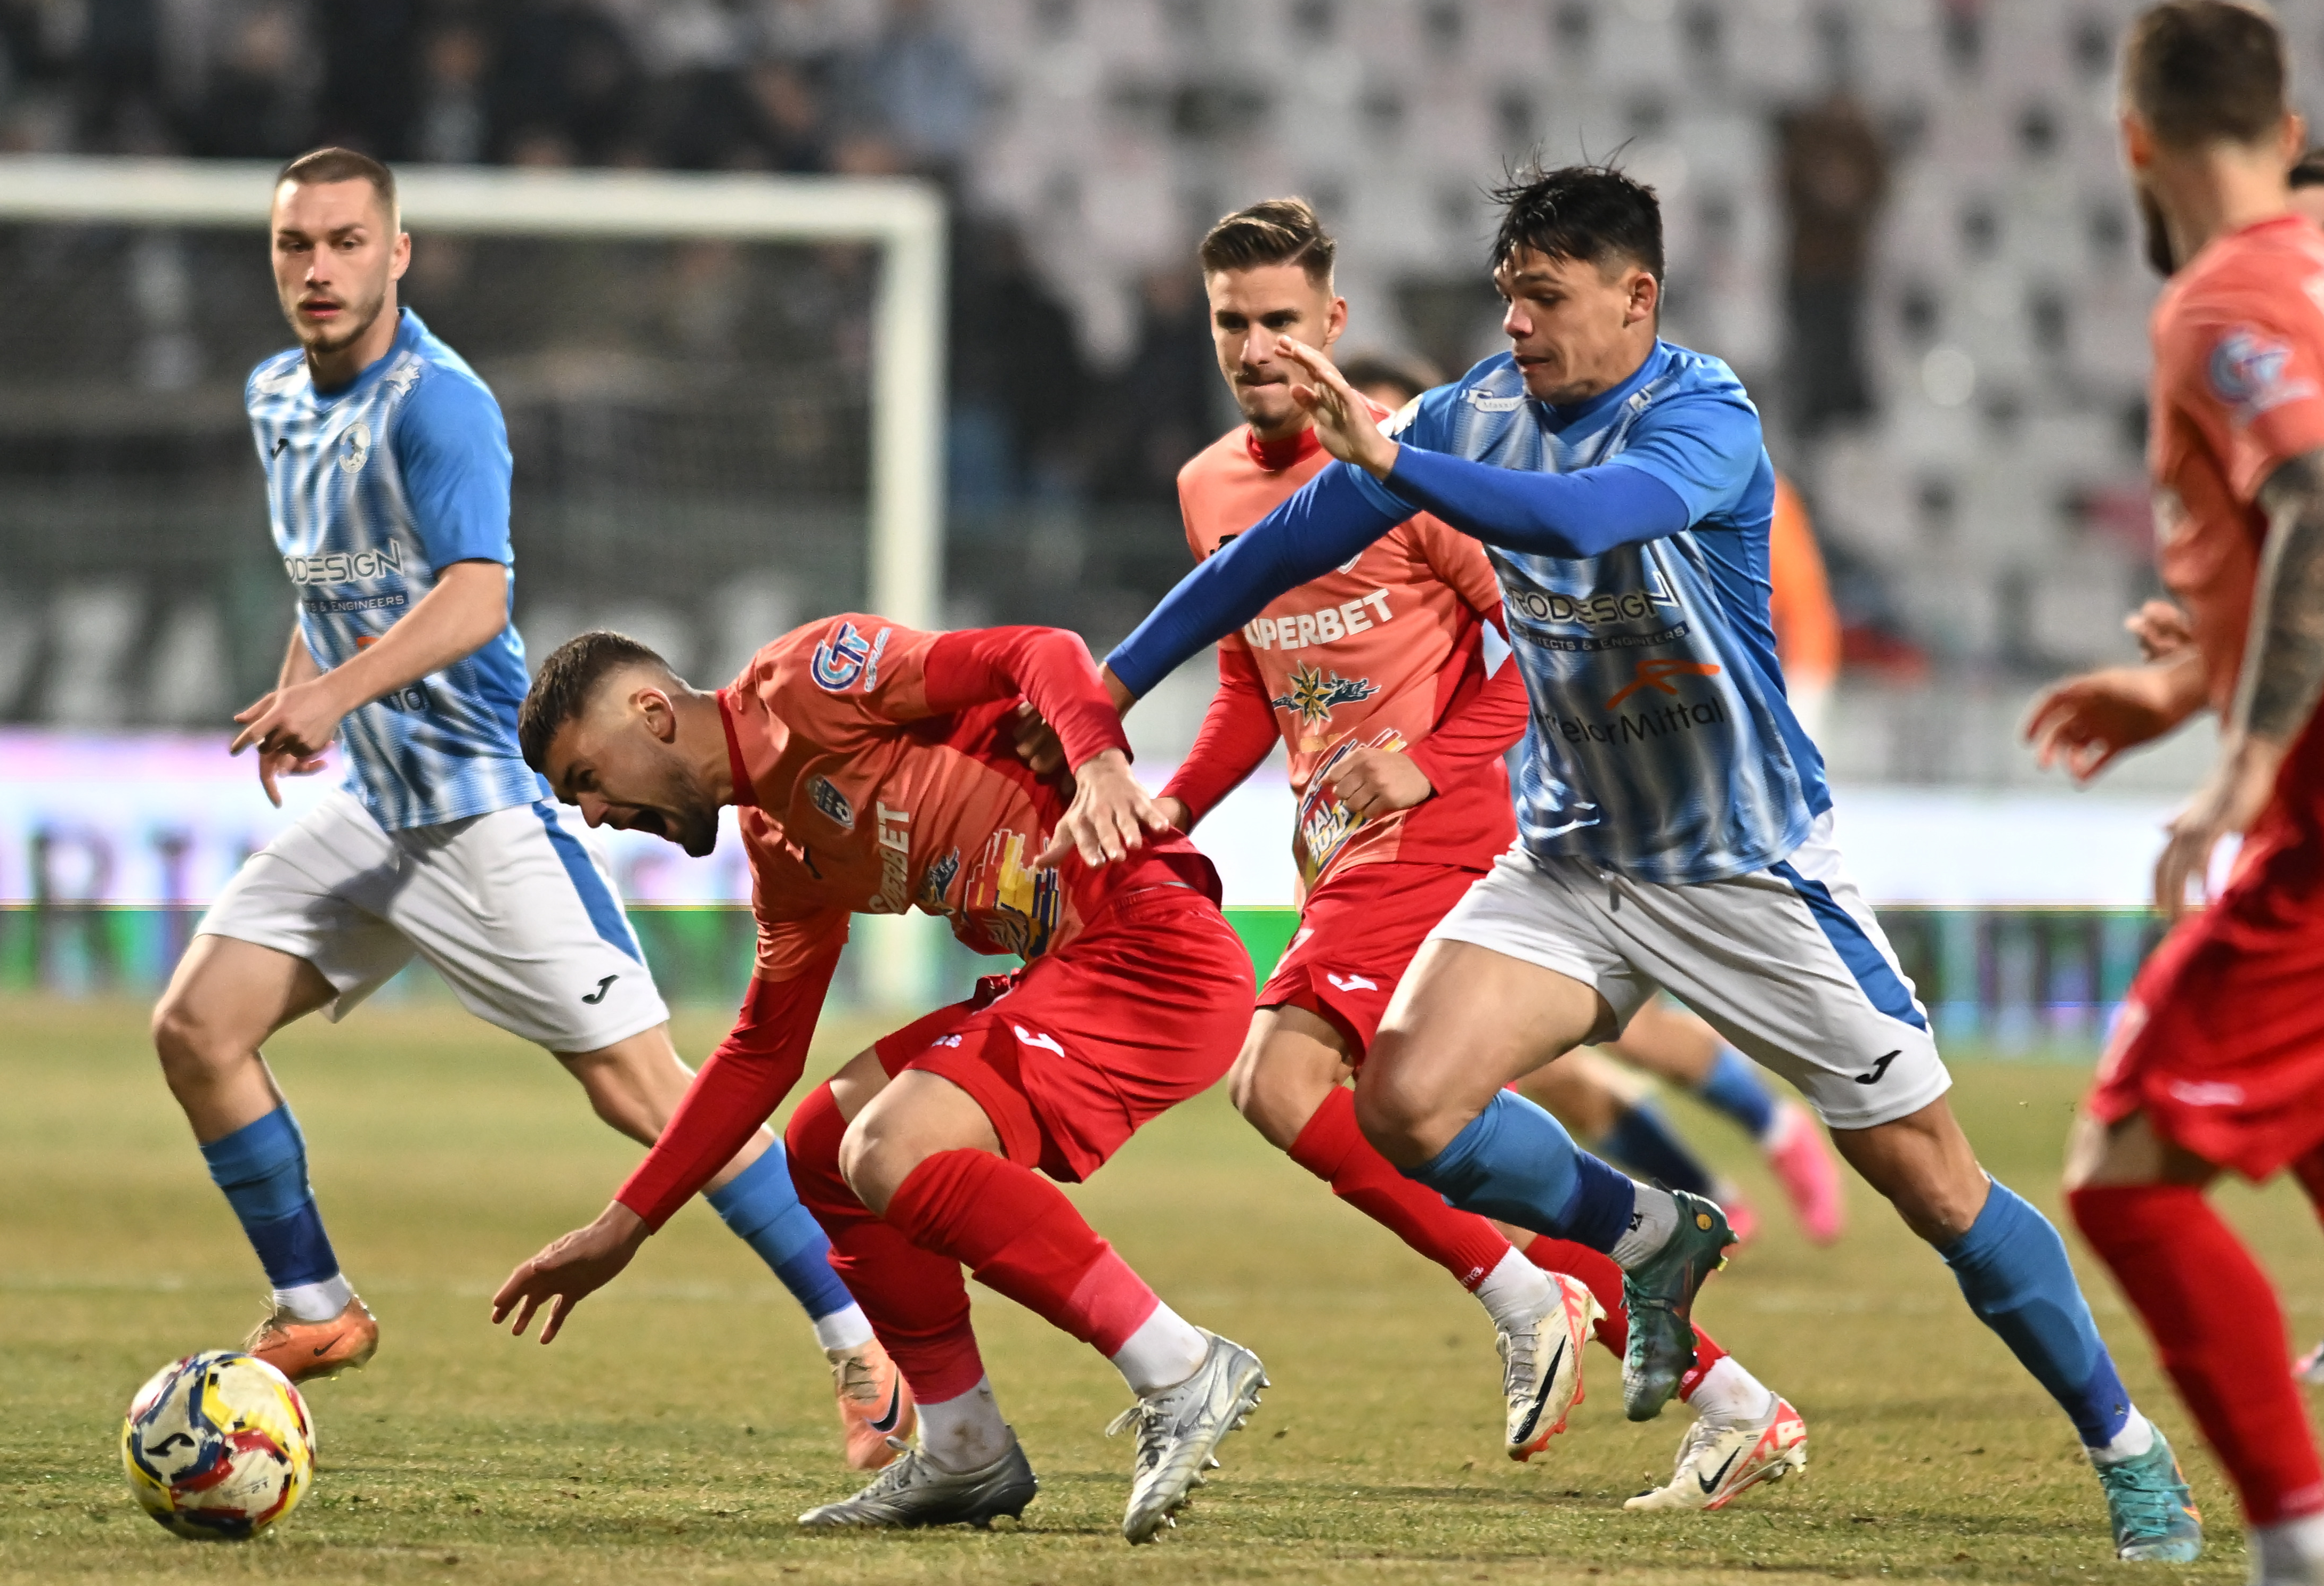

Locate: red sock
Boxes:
[1287,1085,1511,1290]
[784,1085,985,1402]
[886,1149,1160,1357]
[1521,1235,1727,1392]
[2070,1181,2324,1524]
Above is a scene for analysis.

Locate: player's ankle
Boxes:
[1473,1248,1556,1331]
[917,1377,1010,1473]
[1682,1356,1771,1427]
[272,1274,353,1323]
[1110,1303,1208,1396]
[1608,1184,1680,1267]
[2086,1409,2157,1467]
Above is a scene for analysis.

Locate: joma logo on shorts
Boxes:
[284,543,404,586]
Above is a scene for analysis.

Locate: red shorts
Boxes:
[2090,806,2324,1180]
[872,884,1254,1182]
[1258,860,1486,1059]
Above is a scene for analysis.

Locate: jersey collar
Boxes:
[1245,423,1322,472]
[716,688,758,808]
[310,307,426,402]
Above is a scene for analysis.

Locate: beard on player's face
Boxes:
[285,273,390,353]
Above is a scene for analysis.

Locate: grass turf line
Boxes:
[2,994,2309,1584]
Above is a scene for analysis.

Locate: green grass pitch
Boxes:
[3,993,2314,1584]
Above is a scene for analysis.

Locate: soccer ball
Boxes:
[120,1351,315,1540]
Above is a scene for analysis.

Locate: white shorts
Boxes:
[1428,811,1949,1130]
[198,789,669,1053]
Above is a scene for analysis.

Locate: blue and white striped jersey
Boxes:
[1375,342,1829,883]
[246,308,544,830]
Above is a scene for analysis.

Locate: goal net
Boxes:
[0,156,950,1006]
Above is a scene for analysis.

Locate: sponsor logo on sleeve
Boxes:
[2207,327,2318,423]
[811,621,893,692]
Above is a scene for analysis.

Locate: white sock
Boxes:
[1473,1247,1557,1332]
[1110,1303,1210,1397]
[1758,1099,1798,1152]
[2087,1408,2157,1466]
[2252,1511,2324,1582]
[1682,1356,1774,1426]
[812,1302,875,1354]
[916,1376,1011,1473]
[273,1274,352,1324]
[1609,1183,1680,1268]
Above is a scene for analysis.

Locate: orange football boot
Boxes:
[829,1337,917,1470]
[243,1294,379,1383]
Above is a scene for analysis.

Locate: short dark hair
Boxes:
[1487,163,1664,283]
[2293,146,2324,189]
[1199,197,1337,284]
[276,146,399,219]
[519,630,670,773]
[1338,349,1445,409]
[2123,1,2286,150]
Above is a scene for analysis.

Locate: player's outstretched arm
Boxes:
[231,559,509,767]
[2157,448,2324,914]
[1104,471,1405,701]
[2022,653,2207,785]
[489,944,841,1342]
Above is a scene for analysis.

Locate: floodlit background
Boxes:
[0,0,2282,1032]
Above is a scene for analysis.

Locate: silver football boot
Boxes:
[1107,1330,1267,1544]
[797,1433,1038,1530]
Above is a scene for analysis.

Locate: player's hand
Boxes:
[2154,734,2282,919]
[490,1202,649,1344]
[1273,336,1399,478]
[2022,664,2190,783]
[1038,747,1171,868]
[1009,702,1067,778]
[2126,599,2196,663]
[252,747,329,808]
[1326,745,1434,817]
[231,678,348,772]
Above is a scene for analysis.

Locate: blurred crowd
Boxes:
[0,0,978,177]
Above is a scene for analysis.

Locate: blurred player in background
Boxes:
[491,622,1264,1544]
[147,148,906,1469]
[2027,7,2324,1579]
[1149,199,1801,1508]
[1083,162,2197,1563]
[1352,356,1847,1250]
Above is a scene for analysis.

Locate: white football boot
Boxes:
[1624,1392,1807,1511]
[1501,1271,1603,1460]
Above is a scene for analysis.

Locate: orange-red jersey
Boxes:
[1162,410,1531,894]
[1769,474,1840,688]
[2150,214,2324,800]
[720,616,1213,980]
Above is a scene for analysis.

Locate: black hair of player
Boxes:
[520,629,671,774]
[1487,164,1664,284]
[2293,147,2324,189]
[2121,0,2285,150]
[277,147,398,221]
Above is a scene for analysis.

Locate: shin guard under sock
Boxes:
[784,1085,984,1402]
[2070,1181,2324,1523]
[199,1105,345,1314]
[886,1148,1162,1357]
[1289,1085,1511,1290]
[1942,1180,2132,1450]
[705,1143,856,1325]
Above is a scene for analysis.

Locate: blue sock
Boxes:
[1404,1090,1639,1252]
[705,1144,855,1324]
[1597,1102,1717,1196]
[1695,1046,1777,1139]
[198,1105,341,1291]
[1941,1180,2133,1447]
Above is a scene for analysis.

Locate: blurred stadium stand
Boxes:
[0,0,2301,790]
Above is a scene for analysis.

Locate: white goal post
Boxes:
[0,155,948,631]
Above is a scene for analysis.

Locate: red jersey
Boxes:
[1164,410,1530,894]
[724,617,1212,978]
[615,619,1213,1229]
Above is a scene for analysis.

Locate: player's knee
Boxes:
[1226,1038,1318,1147]
[150,992,233,1086]
[836,1113,913,1216]
[1351,1071,1440,1168]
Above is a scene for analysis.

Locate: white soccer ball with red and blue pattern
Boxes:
[120,1350,314,1540]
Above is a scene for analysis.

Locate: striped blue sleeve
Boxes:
[1594,389,1762,527]
[1379,448,1689,558]
[1104,460,1405,698]
[393,371,513,571]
